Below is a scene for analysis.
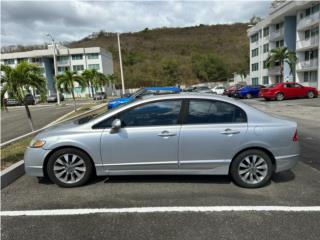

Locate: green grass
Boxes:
[1,136,34,170]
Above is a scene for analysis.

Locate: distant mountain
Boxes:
[69,24,249,87]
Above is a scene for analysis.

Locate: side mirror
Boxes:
[111,119,121,132]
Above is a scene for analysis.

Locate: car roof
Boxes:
[144,87,180,91]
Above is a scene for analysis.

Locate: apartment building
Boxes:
[247,1,320,90]
[1,45,114,97]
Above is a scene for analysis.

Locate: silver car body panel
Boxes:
[24,93,299,177]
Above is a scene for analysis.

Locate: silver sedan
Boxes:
[25,93,299,188]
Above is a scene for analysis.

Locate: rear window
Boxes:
[185,100,247,124]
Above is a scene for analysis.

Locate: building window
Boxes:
[263,44,269,53]
[311,4,319,14]
[305,49,318,61]
[4,59,15,65]
[31,58,42,63]
[275,75,281,83]
[263,27,269,37]
[311,26,319,37]
[72,65,84,71]
[88,64,100,70]
[304,71,318,82]
[71,54,83,60]
[251,48,259,57]
[252,77,259,85]
[263,60,268,69]
[251,63,259,71]
[259,30,262,39]
[263,76,269,85]
[87,53,99,59]
[305,29,311,40]
[57,56,69,64]
[275,22,283,30]
[251,33,259,43]
[17,58,28,63]
[58,66,69,73]
[276,40,284,48]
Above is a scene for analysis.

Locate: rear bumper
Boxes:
[275,154,299,172]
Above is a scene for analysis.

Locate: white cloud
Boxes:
[1,0,270,46]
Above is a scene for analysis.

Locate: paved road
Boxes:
[1,98,320,240]
[1,100,96,142]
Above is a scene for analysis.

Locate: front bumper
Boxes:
[24,147,51,177]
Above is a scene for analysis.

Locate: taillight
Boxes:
[293,129,298,142]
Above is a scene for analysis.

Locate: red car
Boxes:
[260,82,318,101]
[223,84,245,97]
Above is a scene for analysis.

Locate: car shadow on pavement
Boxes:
[271,170,295,183]
[92,175,232,185]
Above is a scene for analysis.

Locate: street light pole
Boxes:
[46,33,61,105]
[117,33,125,96]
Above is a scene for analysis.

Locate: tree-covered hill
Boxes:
[69,23,249,87]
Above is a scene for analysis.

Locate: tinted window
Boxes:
[94,100,182,128]
[185,100,247,124]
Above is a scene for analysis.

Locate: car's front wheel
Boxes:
[276,92,284,101]
[47,148,93,188]
[230,149,273,188]
[246,93,252,99]
[307,91,315,99]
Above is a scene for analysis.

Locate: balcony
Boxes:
[268,66,281,75]
[297,58,319,71]
[297,12,320,30]
[296,36,319,50]
[269,28,284,41]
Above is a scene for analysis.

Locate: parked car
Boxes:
[211,86,225,95]
[184,86,212,93]
[93,92,107,100]
[24,94,35,105]
[260,82,318,101]
[25,93,299,188]
[6,98,20,106]
[47,94,65,103]
[223,84,245,97]
[107,86,181,109]
[235,85,265,99]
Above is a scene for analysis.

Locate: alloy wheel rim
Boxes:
[277,94,283,100]
[53,154,86,184]
[238,155,268,184]
[308,92,314,98]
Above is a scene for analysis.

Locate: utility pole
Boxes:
[117,33,125,96]
[46,33,61,105]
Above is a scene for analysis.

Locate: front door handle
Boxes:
[158,131,176,137]
[220,128,240,135]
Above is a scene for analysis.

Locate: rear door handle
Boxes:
[158,131,176,137]
[220,128,240,135]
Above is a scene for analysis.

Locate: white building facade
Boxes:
[1,45,114,97]
[247,1,320,90]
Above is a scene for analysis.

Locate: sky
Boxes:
[1,0,271,46]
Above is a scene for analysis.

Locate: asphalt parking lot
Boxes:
[1,97,320,240]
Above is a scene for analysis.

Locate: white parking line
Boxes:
[2,206,320,216]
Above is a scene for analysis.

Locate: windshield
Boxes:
[131,88,147,98]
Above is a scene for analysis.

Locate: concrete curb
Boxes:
[1,160,24,189]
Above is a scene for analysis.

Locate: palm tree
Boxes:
[1,61,47,131]
[266,47,297,82]
[56,70,86,111]
[81,69,95,98]
[81,69,108,98]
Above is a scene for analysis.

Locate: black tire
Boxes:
[47,148,93,188]
[230,149,273,188]
[264,98,270,101]
[276,92,284,101]
[246,93,252,99]
[307,91,314,99]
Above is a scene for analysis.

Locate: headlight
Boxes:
[29,139,46,148]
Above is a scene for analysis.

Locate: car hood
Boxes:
[35,120,81,139]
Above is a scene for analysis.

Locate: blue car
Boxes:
[107,87,181,109]
[236,85,265,99]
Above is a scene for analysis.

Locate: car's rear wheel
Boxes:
[47,148,93,188]
[246,93,252,99]
[307,91,315,99]
[230,149,273,188]
[276,92,284,101]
